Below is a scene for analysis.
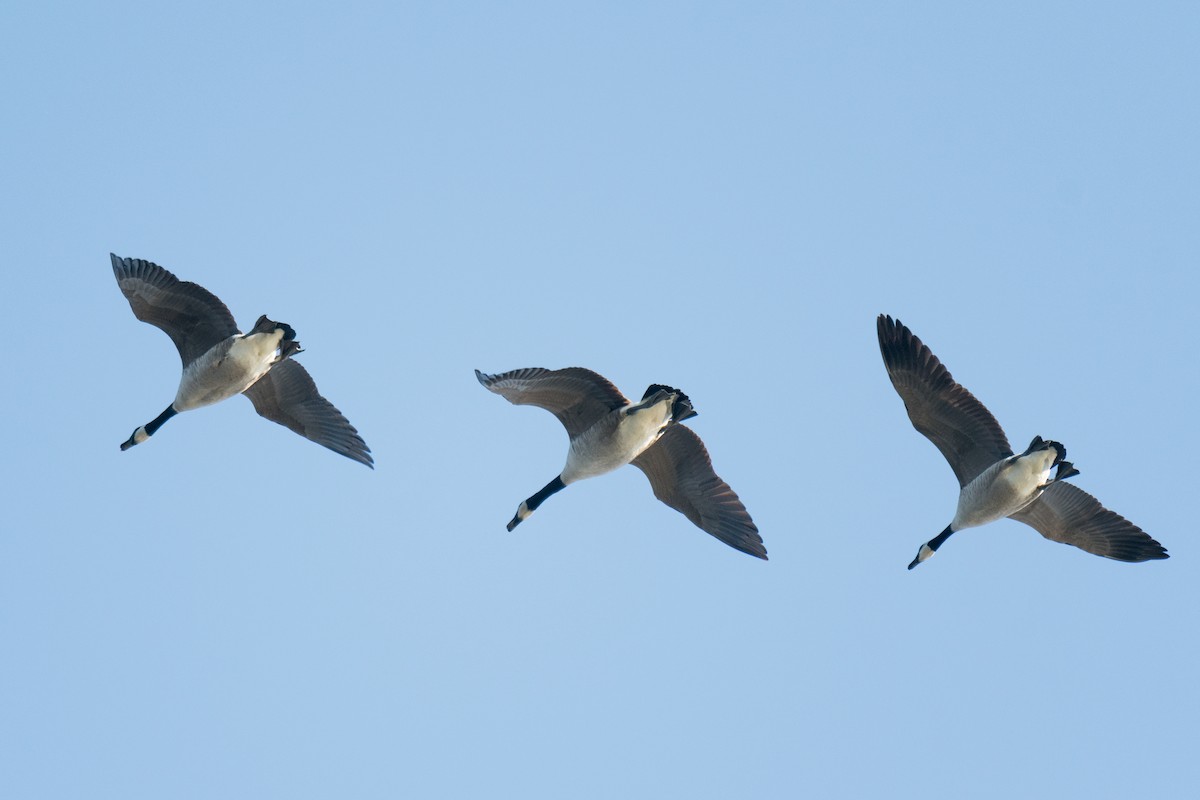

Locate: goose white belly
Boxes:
[952,449,1058,530]
[561,399,674,483]
[174,331,284,411]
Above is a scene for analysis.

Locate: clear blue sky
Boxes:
[3,3,1198,798]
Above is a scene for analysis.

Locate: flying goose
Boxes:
[111,253,372,467]
[476,367,765,559]
[877,314,1166,569]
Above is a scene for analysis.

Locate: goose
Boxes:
[476,367,765,559]
[111,253,372,467]
[877,314,1166,569]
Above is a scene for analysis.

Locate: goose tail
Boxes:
[644,384,698,422]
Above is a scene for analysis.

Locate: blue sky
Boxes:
[3,3,1198,798]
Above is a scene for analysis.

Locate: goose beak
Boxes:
[506,500,532,532]
[908,542,935,570]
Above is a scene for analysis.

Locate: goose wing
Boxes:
[1009,482,1168,562]
[877,314,1012,487]
[632,424,766,560]
[475,367,628,439]
[111,254,239,367]
[243,360,373,468]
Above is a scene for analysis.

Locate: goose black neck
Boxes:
[928,525,955,552]
[526,476,566,511]
[146,405,178,436]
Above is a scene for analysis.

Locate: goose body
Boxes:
[877,314,1166,569]
[112,254,372,467]
[476,367,765,559]
[951,440,1063,530]
[173,324,286,411]
[561,388,677,482]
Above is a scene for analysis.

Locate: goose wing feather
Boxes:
[243,360,373,468]
[1009,482,1167,562]
[877,314,1012,487]
[632,424,766,560]
[475,367,628,439]
[111,253,239,366]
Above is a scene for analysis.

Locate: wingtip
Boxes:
[876,313,913,346]
[875,314,908,358]
[744,533,768,560]
[1111,545,1170,563]
[1141,540,1170,561]
[345,438,374,468]
[725,525,767,560]
[320,442,374,469]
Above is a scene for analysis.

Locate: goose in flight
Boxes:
[877,314,1166,568]
[476,367,765,559]
[111,253,372,467]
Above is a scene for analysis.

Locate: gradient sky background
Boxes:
[3,3,1198,798]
